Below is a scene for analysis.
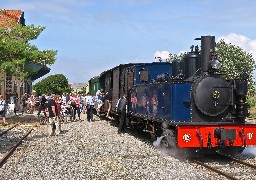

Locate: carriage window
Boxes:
[139,69,149,82]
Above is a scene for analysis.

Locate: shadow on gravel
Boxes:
[0,113,39,128]
[60,129,69,134]
[28,134,46,140]
[104,116,157,145]
[105,118,188,160]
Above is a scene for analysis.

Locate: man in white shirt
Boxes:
[86,92,94,122]
[9,93,17,115]
[95,88,104,115]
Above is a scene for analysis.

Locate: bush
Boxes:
[247,96,256,107]
[33,74,71,96]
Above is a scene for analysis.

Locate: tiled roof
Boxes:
[0,10,24,27]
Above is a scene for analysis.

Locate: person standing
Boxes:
[80,94,85,113]
[62,93,67,105]
[116,93,128,134]
[86,92,94,122]
[55,96,63,131]
[66,94,70,105]
[83,93,88,114]
[47,93,59,136]
[30,94,36,113]
[105,89,112,118]
[56,96,62,120]
[70,93,81,121]
[21,93,28,114]
[0,95,6,125]
[37,94,47,117]
[95,88,104,115]
[9,93,17,115]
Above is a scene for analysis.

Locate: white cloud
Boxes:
[217,33,256,59]
[154,50,170,61]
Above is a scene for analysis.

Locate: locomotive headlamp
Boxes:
[210,59,221,70]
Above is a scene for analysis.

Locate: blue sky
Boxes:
[1,0,256,83]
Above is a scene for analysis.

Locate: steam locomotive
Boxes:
[89,35,256,155]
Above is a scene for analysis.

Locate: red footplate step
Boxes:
[177,124,256,148]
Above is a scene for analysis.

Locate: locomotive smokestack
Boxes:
[200,36,215,72]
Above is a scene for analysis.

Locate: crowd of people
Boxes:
[0,88,128,135]
[35,91,105,135]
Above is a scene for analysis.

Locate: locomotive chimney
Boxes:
[200,36,215,72]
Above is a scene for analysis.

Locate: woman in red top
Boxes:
[70,93,81,120]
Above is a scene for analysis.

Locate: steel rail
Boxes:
[193,159,239,180]
[193,153,256,180]
[0,124,18,136]
[221,154,256,170]
[0,127,33,167]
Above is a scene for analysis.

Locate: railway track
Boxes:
[0,125,34,167]
[0,124,19,136]
[193,154,256,179]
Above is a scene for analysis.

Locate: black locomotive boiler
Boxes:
[90,35,256,156]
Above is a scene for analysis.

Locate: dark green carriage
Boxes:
[89,76,99,96]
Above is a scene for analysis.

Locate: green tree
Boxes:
[0,23,57,78]
[168,52,187,62]
[33,74,71,96]
[216,39,256,95]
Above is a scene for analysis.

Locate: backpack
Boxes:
[71,101,76,108]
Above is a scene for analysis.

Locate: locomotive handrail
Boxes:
[196,131,203,149]
[207,132,212,149]
[239,128,247,147]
